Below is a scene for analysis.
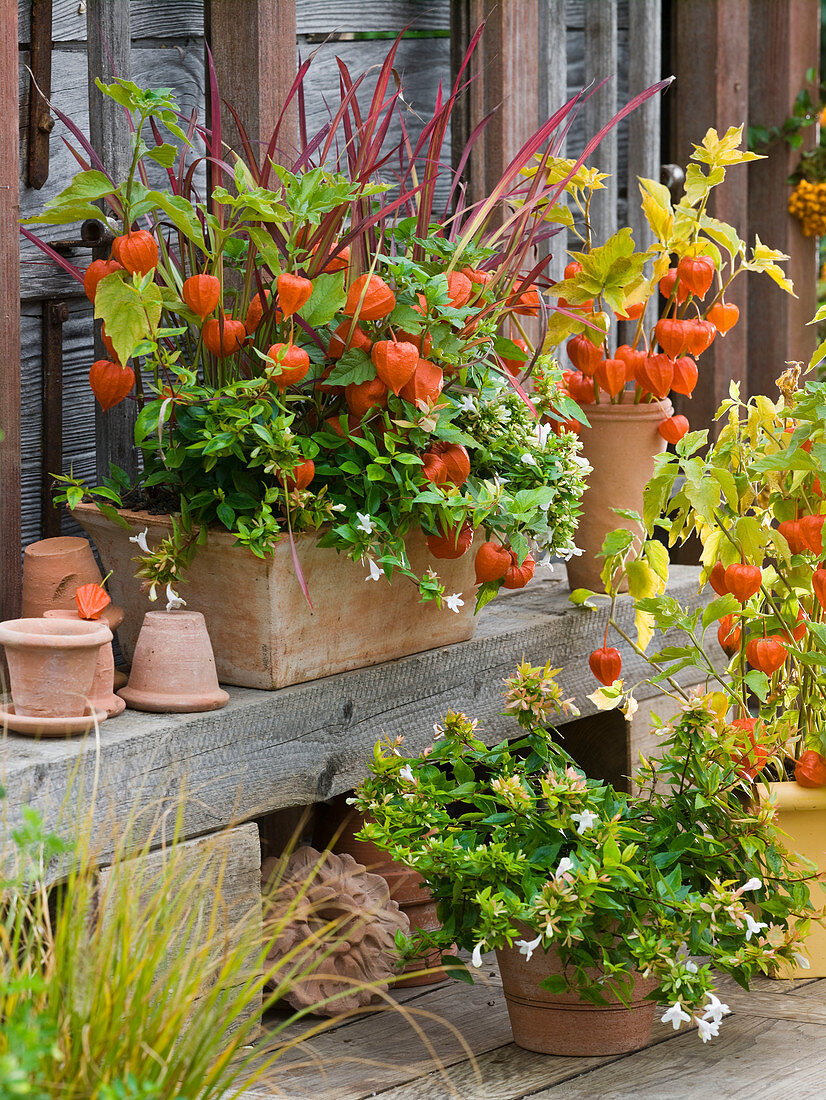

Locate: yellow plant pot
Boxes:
[763,781,826,978]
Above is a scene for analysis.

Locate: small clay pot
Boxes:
[118,610,229,713]
[496,941,659,1056]
[0,617,112,718]
[44,610,125,718]
[22,537,103,617]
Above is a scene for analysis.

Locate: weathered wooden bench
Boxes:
[0,566,712,1030]
[2,566,711,860]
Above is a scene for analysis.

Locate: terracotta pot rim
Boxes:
[582,397,673,423]
[0,618,112,649]
[117,685,230,711]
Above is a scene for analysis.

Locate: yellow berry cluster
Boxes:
[788,179,826,237]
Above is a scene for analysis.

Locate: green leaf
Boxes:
[145,192,205,248]
[568,588,599,607]
[643,540,669,583]
[474,580,501,613]
[300,271,347,327]
[744,669,770,702]
[325,348,376,386]
[146,143,179,167]
[94,274,163,364]
[627,559,658,601]
[22,169,115,225]
[600,528,634,559]
[702,594,739,630]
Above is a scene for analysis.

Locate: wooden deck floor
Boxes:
[239,958,825,1099]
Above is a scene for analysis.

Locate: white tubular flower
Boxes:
[365,558,383,582]
[165,584,186,612]
[444,593,464,614]
[516,934,542,963]
[738,877,763,894]
[399,764,415,783]
[695,1016,720,1043]
[702,994,731,1024]
[355,512,375,535]
[148,583,158,603]
[471,942,485,968]
[570,809,599,834]
[520,452,538,467]
[660,1002,691,1030]
[793,951,811,970]
[743,913,768,941]
[534,422,553,447]
[456,393,476,414]
[129,527,150,553]
[554,857,574,879]
[685,960,699,974]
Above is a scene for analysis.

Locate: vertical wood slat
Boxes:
[583,1,618,249]
[670,0,750,434]
[204,0,298,166]
[747,0,820,398]
[0,4,22,622]
[627,0,663,339]
[450,1,540,213]
[538,0,568,285]
[41,301,68,539]
[86,0,137,484]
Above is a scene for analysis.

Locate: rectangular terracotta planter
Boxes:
[74,504,480,690]
[762,781,826,978]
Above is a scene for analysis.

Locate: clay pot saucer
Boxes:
[0,702,107,738]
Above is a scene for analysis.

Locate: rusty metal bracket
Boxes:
[41,300,68,538]
[52,218,117,254]
[26,0,55,190]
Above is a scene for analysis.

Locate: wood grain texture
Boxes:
[538,0,568,287]
[2,5,22,623]
[526,1013,826,1098]
[86,0,138,484]
[583,0,618,260]
[20,0,451,43]
[0,568,714,872]
[98,822,262,1030]
[747,0,819,399]
[670,0,750,433]
[205,0,298,164]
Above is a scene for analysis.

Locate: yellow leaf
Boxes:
[635,608,656,652]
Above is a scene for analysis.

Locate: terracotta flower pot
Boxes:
[566,394,672,593]
[74,504,480,690]
[44,610,125,718]
[0,617,112,724]
[21,536,103,617]
[761,781,826,978]
[327,801,449,987]
[496,942,659,1056]
[118,610,229,713]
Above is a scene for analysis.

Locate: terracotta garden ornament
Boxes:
[261,846,409,1015]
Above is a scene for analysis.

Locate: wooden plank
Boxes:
[451,1,540,211]
[204,0,298,165]
[23,0,451,43]
[626,0,661,340]
[526,1013,826,1098]
[1,4,22,623]
[583,1,618,252]
[99,822,263,1031]
[0,568,715,872]
[538,0,568,287]
[723,985,826,1026]
[86,0,138,484]
[669,0,750,435]
[747,0,820,399]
